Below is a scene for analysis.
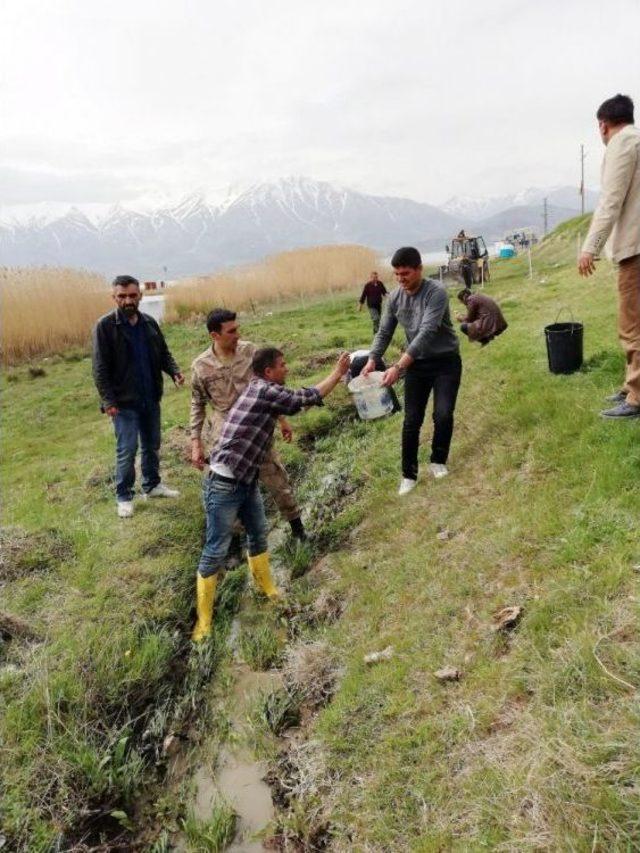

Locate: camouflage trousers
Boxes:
[203,416,300,521]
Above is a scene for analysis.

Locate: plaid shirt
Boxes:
[211,377,323,482]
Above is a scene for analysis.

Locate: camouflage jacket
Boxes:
[189,340,257,440]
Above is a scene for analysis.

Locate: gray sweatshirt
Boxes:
[369,278,459,361]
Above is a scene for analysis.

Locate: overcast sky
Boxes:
[1,0,639,218]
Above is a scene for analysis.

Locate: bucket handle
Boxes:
[553,306,578,329]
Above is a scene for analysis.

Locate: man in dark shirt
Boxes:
[362,247,461,496]
[358,271,388,333]
[92,275,184,518]
[192,347,350,642]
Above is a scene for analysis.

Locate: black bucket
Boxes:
[544,312,583,374]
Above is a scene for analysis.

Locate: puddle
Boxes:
[184,666,282,851]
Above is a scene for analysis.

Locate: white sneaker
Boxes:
[117,501,134,518]
[398,477,417,496]
[429,463,448,479]
[144,483,180,499]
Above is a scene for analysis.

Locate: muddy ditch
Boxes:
[173,601,346,851]
[40,400,371,851]
[151,413,369,849]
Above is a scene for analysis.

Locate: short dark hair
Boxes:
[206,308,236,333]
[391,247,422,269]
[457,288,472,302]
[112,274,140,289]
[596,94,634,125]
[252,347,283,377]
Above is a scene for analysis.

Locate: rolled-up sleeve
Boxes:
[263,384,323,415]
[405,289,449,359]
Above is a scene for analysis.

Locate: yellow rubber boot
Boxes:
[192,574,217,642]
[248,552,280,599]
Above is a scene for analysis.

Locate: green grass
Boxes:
[181,801,237,852]
[253,686,302,737]
[2,217,640,848]
[239,619,284,670]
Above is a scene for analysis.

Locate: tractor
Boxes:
[445,233,490,286]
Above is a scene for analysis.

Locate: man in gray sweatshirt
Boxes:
[362,246,461,496]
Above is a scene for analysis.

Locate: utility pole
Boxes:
[580,144,586,216]
[543,196,548,236]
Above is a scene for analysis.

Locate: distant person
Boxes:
[190,308,307,541]
[192,347,350,642]
[358,271,388,333]
[579,93,640,419]
[460,257,474,289]
[456,289,508,346]
[92,274,184,518]
[361,247,461,496]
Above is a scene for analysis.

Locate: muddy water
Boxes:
[190,666,282,851]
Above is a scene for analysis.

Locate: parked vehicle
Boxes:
[503,227,538,250]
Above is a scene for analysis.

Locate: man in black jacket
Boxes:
[92,275,184,518]
[358,271,388,333]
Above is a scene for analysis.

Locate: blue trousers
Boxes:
[113,404,161,501]
[198,473,268,578]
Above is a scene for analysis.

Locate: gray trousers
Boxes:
[368,306,381,333]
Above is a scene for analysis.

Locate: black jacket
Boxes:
[92,309,180,409]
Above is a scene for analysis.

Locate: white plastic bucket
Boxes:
[347,371,394,420]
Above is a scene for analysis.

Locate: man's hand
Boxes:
[191,439,206,470]
[335,352,351,377]
[105,405,119,417]
[455,313,466,322]
[360,358,376,377]
[381,364,401,387]
[578,252,596,277]
[279,418,293,442]
[173,372,185,387]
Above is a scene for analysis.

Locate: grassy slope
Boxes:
[2,218,639,849]
[315,220,640,850]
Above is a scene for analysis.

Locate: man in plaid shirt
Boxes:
[192,346,350,641]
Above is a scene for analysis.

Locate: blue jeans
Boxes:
[198,474,268,578]
[113,404,161,501]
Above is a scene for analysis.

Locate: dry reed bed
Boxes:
[1,246,377,363]
[165,244,377,319]
[0,267,111,364]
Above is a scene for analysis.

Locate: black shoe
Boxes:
[289,517,307,541]
[600,401,640,419]
[605,390,627,403]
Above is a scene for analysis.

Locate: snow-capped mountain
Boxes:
[0,176,596,277]
[443,186,598,221]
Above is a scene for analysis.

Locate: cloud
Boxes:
[0,166,144,205]
[1,0,639,208]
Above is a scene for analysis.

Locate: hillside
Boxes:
[2,217,639,850]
